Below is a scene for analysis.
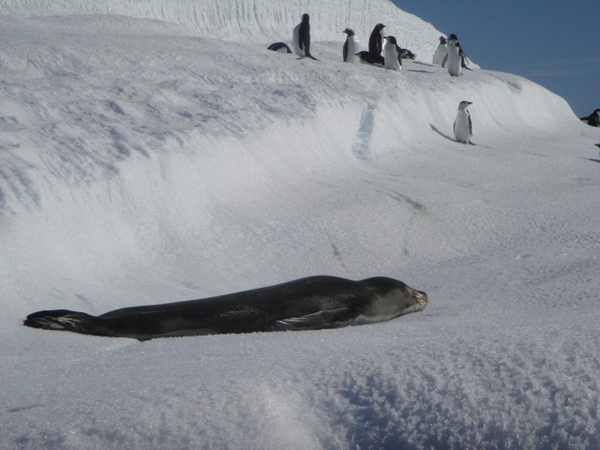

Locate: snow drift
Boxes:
[1,0,599,449]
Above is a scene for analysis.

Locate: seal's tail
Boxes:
[24,309,102,335]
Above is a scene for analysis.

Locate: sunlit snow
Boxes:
[1,0,599,448]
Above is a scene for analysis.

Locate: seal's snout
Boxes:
[412,290,428,306]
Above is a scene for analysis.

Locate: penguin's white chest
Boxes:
[384,44,400,70]
[454,111,471,143]
[346,36,359,62]
[433,43,447,65]
[447,46,461,76]
[292,25,302,56]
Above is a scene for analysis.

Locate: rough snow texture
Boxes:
[1,1,600,449]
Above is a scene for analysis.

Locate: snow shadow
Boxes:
[406,69,434,74]
[430,124,455,142]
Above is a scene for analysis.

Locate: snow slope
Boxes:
[0,0,441,58]
[1,1,600,449]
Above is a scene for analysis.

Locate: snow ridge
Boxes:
[0,0,441,58]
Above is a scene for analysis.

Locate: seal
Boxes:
[23,276,428,340]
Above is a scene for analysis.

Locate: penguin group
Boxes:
[432,33,470,77]
[355,23,415,70]
[268,18,415,71]
[265,14,479,145]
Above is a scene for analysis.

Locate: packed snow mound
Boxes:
[0,0,442,58]
[2,5,600,450]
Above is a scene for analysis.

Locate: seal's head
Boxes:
[361,277,428,322]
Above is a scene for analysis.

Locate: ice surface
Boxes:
[1,1,599,449]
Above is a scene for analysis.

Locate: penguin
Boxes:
[446,39,463,77]
[443,34,469,69]
[383,36,402,70]
[580,109,600,127]
[267,42,292,54]
[356,51,384,67]
[343,28,360,63]
[293,13,318,60]
[368,23,386,56]
[432,36,447,65]
[398,47,416,60]
[454,101,473,144]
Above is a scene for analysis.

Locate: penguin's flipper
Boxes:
[468,115,473,138]
[441,53,449,67]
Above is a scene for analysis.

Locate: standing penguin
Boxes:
[432,36,447,65]
[343,28,360,62]
[447,39,463,77]
[443,34,469,69]
[368,23,386,56]
[293,13,318,60]
[454,101,473,144]
[383,36,402,70]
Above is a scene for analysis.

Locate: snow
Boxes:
[1,1,600,449]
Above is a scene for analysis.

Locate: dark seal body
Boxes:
[24,276,428,340]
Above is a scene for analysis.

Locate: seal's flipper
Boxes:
[24,309,103,335]
[274,308,349,330]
